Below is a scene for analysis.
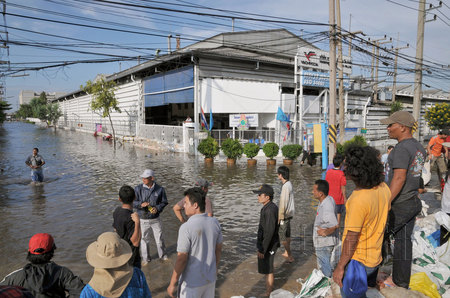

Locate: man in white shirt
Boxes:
[277,166,295,263]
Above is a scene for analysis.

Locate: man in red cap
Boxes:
[0,233,85,297]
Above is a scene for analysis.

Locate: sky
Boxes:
[1,0,450,111]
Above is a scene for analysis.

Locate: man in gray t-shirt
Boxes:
[25,147,45,182]
[380,111,426,288]
[167,188,223,298]
[312,180,338,278]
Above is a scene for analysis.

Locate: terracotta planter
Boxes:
[283,159,293,165]
[266,159,276,165]
[204,157,214,164]
[247,159,257,166]
[227,158,236,165]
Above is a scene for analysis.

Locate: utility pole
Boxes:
[391,42,409,102]
[369,36,386,83]
[374,38,392,103]
[328,0,337,162]
[413,0,440,139]
[336,0,345,144]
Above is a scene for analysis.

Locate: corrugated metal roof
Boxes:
[56,29,312,100]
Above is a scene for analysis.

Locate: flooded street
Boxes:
[0,122,326,297]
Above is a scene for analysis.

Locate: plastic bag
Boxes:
[409,272,440,298]
[296,269,331,298]
[270,289,295,298]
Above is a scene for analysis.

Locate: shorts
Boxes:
[278,218,291,242]
[258,248,277,274]
[335,204,345,215]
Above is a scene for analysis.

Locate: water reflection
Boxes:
[0,122,325,297]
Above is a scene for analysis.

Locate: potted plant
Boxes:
[221,138,243,165]
[262,142,279,165]
[281,144,303,165]
[197,137,220,163]
[243,143,260,166]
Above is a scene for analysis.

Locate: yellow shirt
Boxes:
[343,183,391,267]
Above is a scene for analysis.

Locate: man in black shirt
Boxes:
[113,185,141,268]
[0,233,85,297]
[252,184,280,297]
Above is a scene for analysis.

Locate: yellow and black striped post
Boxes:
[329,125,337,144]
[412,121,418,133]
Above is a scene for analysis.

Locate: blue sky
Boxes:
[2,0,449,111]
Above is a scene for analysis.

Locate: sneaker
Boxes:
[162,255,169,261]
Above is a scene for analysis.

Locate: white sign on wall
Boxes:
[229,114,258,128]
[297,47,352,75]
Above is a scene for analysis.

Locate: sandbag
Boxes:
[296,269,330,298]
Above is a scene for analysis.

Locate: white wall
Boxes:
[58,81,141,136]
[200,78,281,113]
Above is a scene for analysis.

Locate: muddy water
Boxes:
[0,122,325,297]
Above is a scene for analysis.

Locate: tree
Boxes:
[30,93,48,121]
[390,101,403,115]
[47,103,62,131]
[424,103,449,130]
[15,104,33,119]
[81,77,121,147]
[0,100,11,124]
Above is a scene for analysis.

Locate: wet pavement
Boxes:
[1,122,441,297]
[0,122,325,297]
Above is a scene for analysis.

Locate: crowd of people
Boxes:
[1,110,448,298]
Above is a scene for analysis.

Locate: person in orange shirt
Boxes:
[427,129,449,182]
[332,146,391,295]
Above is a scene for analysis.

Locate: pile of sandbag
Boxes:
[412,211,450,297]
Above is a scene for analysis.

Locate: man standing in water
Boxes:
[25,148,45,182]
[253,184,280,297]
[134,169,169,264]
[277,166,295,263]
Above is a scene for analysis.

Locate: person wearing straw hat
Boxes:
[0,233,85,297]
[81,232,151,298]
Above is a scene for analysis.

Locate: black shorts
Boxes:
[258,248,277,274]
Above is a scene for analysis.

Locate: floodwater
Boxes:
[0,122,326,297]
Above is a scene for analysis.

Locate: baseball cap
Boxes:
[252,184,274,197]
[380,111,416,127]
[140,169,154,178]
[342,259,368,298]
[195,178,213,188]
[28,233,55,255]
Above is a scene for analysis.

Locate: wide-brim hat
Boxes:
[86,232,132,269]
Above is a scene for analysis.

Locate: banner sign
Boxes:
[297,47,352,75]
[301,70,350,89]
[229,114,258,128]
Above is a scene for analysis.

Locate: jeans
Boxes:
[140,217,166,261]
[31,169,44,182]
[384,196,422,288]
[315,246,334,278]
[340,263,379,298]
